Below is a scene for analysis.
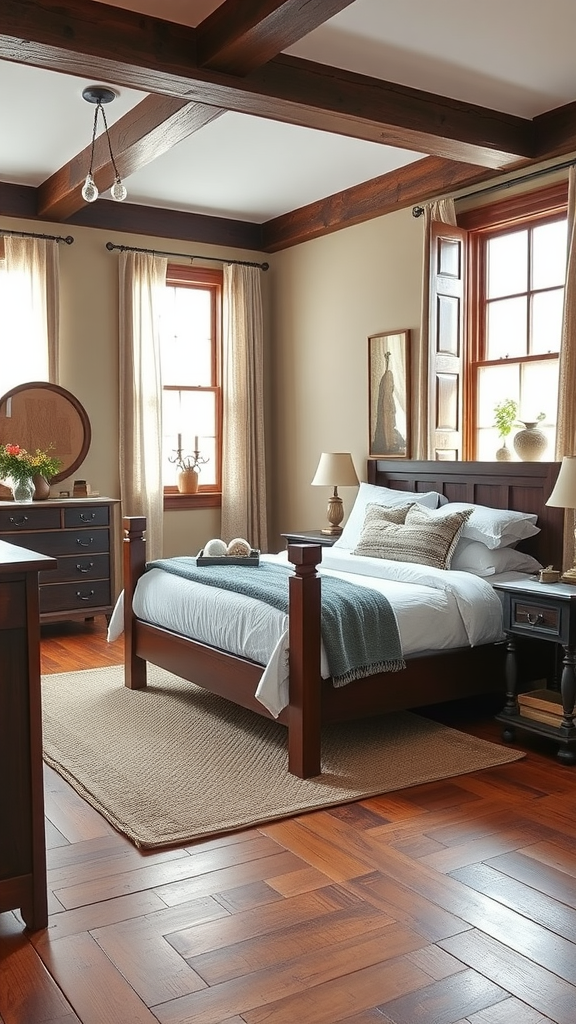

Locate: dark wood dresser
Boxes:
[0,497,120,623]
[0,539,57,930]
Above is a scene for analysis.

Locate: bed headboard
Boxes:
[367,459,563,570]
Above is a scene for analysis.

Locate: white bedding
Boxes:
[108,549,505,718]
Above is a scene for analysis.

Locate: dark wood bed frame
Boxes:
[123,460,564,778]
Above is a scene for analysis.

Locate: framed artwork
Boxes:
[368,329,411,458]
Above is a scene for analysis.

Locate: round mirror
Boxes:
[0,381,91,484]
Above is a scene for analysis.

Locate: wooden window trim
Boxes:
[462,184,567,457]
[162,264,222,510]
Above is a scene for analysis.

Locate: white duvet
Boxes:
[108,549,505,718]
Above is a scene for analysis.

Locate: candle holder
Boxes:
[169,443,209,494]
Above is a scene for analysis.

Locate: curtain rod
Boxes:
[412,156,576,217]
[105,241,269,270]
[1,228,74,243]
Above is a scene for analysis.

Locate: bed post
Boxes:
[287,543,322,778]
[123,516,148,690]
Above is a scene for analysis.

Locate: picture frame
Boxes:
[368,329,411,458]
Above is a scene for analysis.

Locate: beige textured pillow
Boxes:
[352,502,472,569]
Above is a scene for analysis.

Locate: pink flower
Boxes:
[5,444,21,455]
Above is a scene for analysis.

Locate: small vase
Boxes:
[33,474,51,500]
[177,468,199,494]
[12,477,35,503]
[495,441,512,462]
[513,422,548,462]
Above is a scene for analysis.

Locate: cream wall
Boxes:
[266,207,424,549]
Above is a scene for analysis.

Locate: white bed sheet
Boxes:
[108,549,505,718]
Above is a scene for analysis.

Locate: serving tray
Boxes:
[196,549,260,566]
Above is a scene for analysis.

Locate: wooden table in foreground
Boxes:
[0,539,57,929]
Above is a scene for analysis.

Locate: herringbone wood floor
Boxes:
[1,618,575,1024]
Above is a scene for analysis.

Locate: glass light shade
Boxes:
[311,452,359,487]
[81,173,99,203]
[110,178,127,202]
[546,456,576,509]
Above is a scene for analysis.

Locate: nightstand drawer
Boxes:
[514,603,560,634]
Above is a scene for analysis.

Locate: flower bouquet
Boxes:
[0,443,61,500]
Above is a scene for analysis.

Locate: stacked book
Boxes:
[518,688,565,727]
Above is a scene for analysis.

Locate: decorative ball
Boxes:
[203,538,227,556]
[226,537,252,557]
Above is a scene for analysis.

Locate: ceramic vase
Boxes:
[177,468,199,494]
[495,440,512,461]
[513,422,548,462]
[12,477,35,503]
[33,474,51,500]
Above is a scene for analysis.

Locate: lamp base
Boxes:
[321,525,343,536]
[560,566,576,585]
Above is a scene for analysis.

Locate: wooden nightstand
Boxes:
[493,577,576,764]
[281,530,338,548]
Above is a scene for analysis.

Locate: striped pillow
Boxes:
[352,503,472,569]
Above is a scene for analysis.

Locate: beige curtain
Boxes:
[1,236,60,388]
[555,166,576,570]
[118,252,167,561]
[415,199,457,459]
[221,263,268,551]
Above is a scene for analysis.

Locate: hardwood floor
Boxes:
[1,618,575,1023]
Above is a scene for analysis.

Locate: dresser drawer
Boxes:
[0,507,60,532]
[64,506,109,528]
[40,579,111,614]
[9,529,110,558]
[40,553,110,584]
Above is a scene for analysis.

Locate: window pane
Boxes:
[520,359,559,430]
[531,288,564,354]
[486,296,527,358]
[162,389,217,488]
[160,286,212,385]
[476,363,519,460]
[487,230,527,299]
[477,363,519,429]
[532,220,567,290]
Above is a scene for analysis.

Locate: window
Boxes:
[159,265,222,508]
[460,182,568,459]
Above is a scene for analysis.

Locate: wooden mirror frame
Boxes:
[368,329,411,459]
[0,381,91,483]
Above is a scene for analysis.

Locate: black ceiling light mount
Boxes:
[81,85,127,204]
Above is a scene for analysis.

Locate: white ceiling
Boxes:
[3,0,576,223]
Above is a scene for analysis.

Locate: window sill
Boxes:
[164,490,221,511]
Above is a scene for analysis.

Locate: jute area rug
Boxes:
[42,664,524,850]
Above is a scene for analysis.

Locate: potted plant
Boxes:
[493,399,518,461]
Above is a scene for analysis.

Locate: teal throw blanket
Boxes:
[147,557,405,686]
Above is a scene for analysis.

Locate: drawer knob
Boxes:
[79,512,96,522]
[9,515,28,526]
[76,537,94,547]
[76,589,95,601]
[525,612,544,625]
[76,562,94,573]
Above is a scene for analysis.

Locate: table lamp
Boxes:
[311,452,359,535]
[546,455,576,584]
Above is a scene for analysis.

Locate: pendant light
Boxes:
[81,86,127,204]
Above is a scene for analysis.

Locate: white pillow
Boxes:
[451,540,543,577]
[432,501,540,550]
[334,482,442,550]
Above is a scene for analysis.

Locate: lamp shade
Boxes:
[546,456,576,509]
[311,452,359,487]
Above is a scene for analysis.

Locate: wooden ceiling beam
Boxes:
[0,0,535,168]
[262,156,506,251]
[196,0,356,75]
